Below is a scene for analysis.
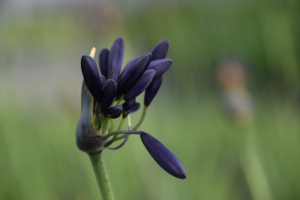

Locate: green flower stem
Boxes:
[133,106,147,130]
[89,152,114,200]
[103,130,141,140]
[235,126,273,200]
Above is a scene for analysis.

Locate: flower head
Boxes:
[77,38,185,179]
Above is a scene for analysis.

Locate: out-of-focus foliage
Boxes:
[1,0,300,199]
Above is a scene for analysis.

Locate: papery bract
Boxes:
[76,82,103,153]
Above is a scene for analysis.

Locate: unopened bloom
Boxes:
[141,132,186,179]
[144,39,172,107]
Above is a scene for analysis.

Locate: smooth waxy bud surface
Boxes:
[101,79,117,113]
[107,37,124,81]
[140,132,186,179]
[124,69,155,101]
[148,58,172,78]
[117,53,152,96]
[81,55,102,102]
[105,105,123,119]
[99,48,109,77]
[144,76,163,106]
[151,39,169,61]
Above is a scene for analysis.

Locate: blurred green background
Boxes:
[1,0,300,199]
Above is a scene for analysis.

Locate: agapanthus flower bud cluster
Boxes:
[76,37,186,179]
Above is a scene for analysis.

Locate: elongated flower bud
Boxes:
[107,37,124,81]
[105,105,123,119]
[151,39,169,61]
[117,53,152,96]
[101,79,117,113]
[140,132,186,179]
[131,102,140,113]
[144,76,163,107]
[148,58,172,78]
[76,82,103,153]
[122,98,135,118]
[81,55,102,102]
[124,69,155,101]
[99,48,109,77]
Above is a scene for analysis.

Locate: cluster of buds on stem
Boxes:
[76,37,186,179]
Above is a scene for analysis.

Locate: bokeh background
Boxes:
[1,0,300,199]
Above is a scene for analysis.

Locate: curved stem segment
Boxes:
[104,118,126,147]
[103,130,141,140]
[88,152,114,200]
[133,106,147,130]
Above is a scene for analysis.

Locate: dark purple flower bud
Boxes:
[99,48,109,77]
[123,99,141,118]
[101,79,117,113]
[81,55,102,102]
[117,53,152,97]
[144,76,163,107]
[105,105,123,119]
[123,57,139,71]
[124,69,155,101]
[76,82,103,153]
[148,58,172,78]
[107,37,124,81]
[140,132,186,179]
[122,98,135,118]
[131,102,140,113]
[151,39,169,61]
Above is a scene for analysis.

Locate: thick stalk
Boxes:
[89,152,114,200]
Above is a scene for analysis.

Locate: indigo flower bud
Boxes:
[140,132,186,179]
[144,76,163,107]
[117,53,152,97]
[105,105,123,119]
[76,82,103,153]
[148,58,172,78]
[101,79,117,113]
[99,48,109,77]
[151,39,169,61]
[131,102,140,113]
[122,98,135,118]
[81,55,102,103]
[123,99,141,118]
[107,37,124,81]
[124,69,155,101]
